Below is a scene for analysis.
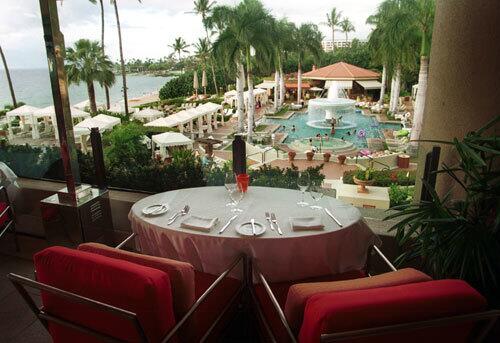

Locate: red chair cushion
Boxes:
[285,268,432,333]
[34,246,176,343]
[0,201,11,227]
[78,242,195,319]
[299,279,487,343]
[254,270,366,343]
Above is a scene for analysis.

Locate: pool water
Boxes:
[264,112,401,149]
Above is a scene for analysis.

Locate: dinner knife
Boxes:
[219,215,238,234]
[251,218,256,236]
[270,213,283,235]
[324,208,343,227]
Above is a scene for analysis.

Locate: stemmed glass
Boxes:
[297,171,310,207]
[225,172,244,212]
[309,185,325,210]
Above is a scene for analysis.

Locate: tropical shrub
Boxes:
[343,169,416,186]
[388,184,413,207]
[385,116,500,302]
[249,164,324,189]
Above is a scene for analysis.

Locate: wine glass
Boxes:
[228,187,244,213]
[297,171,310,207]
[309,185,325,210]
[224,172,237,207]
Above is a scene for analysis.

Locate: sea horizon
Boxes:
[0,68,172,109]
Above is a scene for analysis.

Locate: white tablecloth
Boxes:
[129,186,380,282]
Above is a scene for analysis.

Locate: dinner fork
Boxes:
[270,213,283,235]
[265,212,275,231]
[168,205,190,225]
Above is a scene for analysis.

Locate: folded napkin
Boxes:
[181,215,218,232]
[290,217,324,231]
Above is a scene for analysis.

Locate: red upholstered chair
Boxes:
[252,245,500,343]
[8,233,246,343]
[0,186,18,250]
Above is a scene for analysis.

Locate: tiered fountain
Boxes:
[306,82,357,130]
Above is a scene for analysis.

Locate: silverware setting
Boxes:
[250,218,256,236]
[265,212,275,231]
[167,205,190,225]
[324,208,343,227]
[219,214,238,234]
[270,213,283,235]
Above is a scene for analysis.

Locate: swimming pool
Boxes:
[264,112,401,149]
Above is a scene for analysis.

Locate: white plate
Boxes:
[236,221,266,236]
[142,204,169,216]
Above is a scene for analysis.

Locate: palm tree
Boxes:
[88,0,111,109]
[409,0,435,149]
[371,0,418,114]
[0,44,17,107]
[111,0,140,116]
[191,0,219,94]
[324,7,342,52]
[212,0,273,141]
[269,18,295,111]
[339,17,355,43]
[294,23,323,104]
[367,14,388,105]
[65,39,115,114]
[170,37,190,61]
[194,38,210,95]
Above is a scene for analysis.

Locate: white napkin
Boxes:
[290,217,324,231]
[181,215,219,232]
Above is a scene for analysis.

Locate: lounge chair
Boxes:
[9,233,246,342]
[251,245,500,342]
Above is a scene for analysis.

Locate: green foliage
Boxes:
[103,123,150,167]
[159,67,227,99]
[344,169,416,186]
[388,184,413,207]
[249,164,324,189]
[385,116,500,301]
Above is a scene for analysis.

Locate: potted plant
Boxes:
[323,152,331,162]
[337,154,346,165]
[306,150,314,161]
[288,151,296,161]
[353,163,374,193]
[385,116,500,303]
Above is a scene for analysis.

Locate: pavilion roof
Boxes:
[303,62,380,81]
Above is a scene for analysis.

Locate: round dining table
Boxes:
[129,186,380,283]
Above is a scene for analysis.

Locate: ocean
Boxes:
[0,68,172,108]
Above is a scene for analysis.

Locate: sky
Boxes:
[0,0,383,70]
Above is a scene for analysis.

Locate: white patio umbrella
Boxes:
[132,108,163,123]
[202,69,207,95]
[74,99,104,110]
[193,70,199,97]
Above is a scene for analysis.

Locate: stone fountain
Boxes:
[307,81,357,130]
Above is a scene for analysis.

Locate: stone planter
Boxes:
[306,151,314,161]
[337,154,346,165]
[323,152,331,162]
[288,151,296,161]
[353,176,375,193]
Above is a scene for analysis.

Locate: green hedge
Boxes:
[343,169,416,187]
[388,184,414,207]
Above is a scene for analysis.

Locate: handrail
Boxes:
[372,245,397,272]
[320,310,500,342]
[115,232,137,250]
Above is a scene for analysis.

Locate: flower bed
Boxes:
[343,169,416,187]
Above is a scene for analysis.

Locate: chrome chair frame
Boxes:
[9,232,248,343]
[252,244,500,343]
[0,186,18,251]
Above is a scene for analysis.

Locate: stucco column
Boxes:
[415,0,500,200]
[197,117,203,135]
[207,113,213,133]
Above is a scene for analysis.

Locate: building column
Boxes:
[207,113,213,132]
[415,0,500,199]
[197,117,203,135]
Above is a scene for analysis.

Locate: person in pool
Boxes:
[347,131,351,136]
[291,125,296,133]
[309,138,313,145]
[341,136,345,141]
[324,133,329,141]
